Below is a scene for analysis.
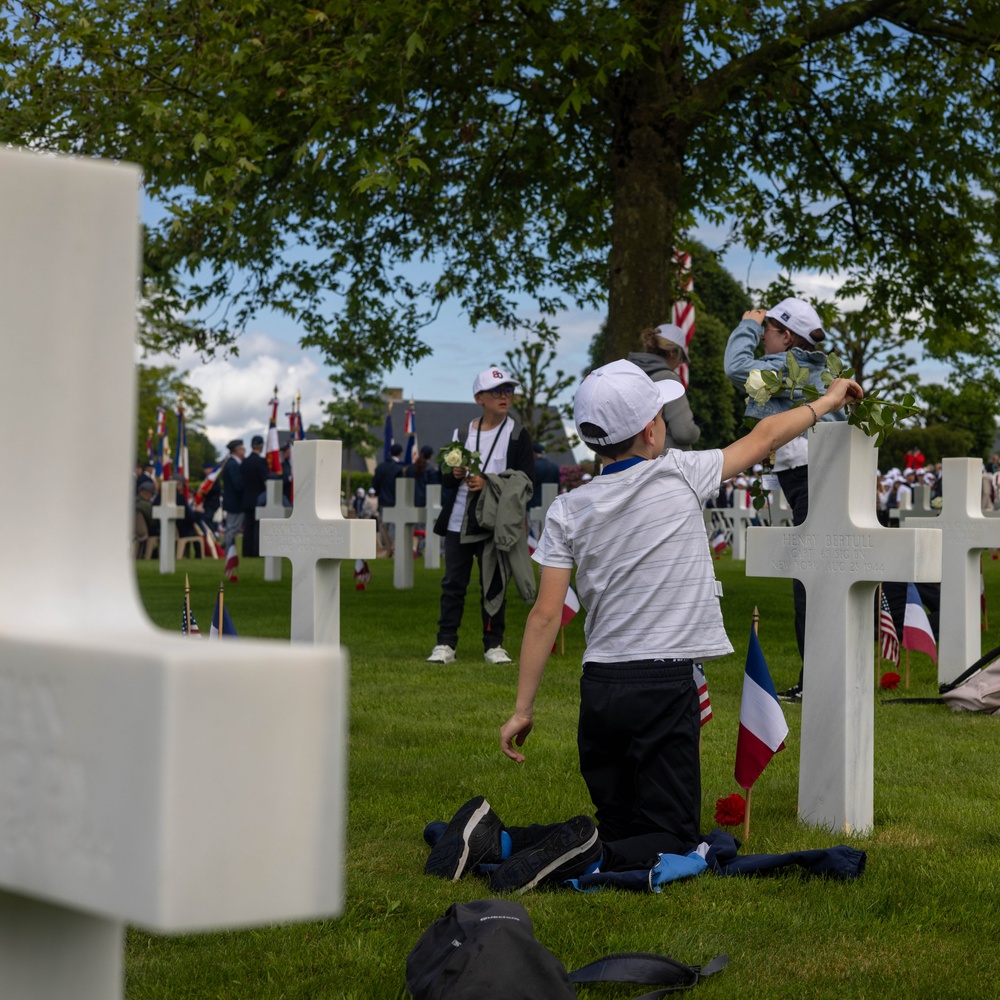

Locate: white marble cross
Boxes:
[0,148,347,1000]
[257,479,290,582]
[152,479,185,574]
[260,440,376,643]
[423,483,443,569]
[890,487,912,526]
[897,483,934,524]
[906,459,1000,685]
[726,491,759,561]
[381,478,423,589]
[746,423,941,833]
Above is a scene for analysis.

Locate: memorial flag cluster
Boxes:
[182,579,237,638]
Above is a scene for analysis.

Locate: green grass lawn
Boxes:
[128,552,1000,999]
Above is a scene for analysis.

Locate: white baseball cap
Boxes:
[765,297,825,346]
[652,323,689,363]
[574,359,685,447]
[472,367,519,395]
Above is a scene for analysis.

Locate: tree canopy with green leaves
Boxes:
[3,0,999,374]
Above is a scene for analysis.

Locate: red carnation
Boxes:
[880,671,901,690]
[714,792,746,827]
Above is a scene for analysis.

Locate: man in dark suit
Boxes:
[221,439,245,552]
[240,434,271,557]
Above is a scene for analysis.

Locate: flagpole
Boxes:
[217,582,225,639]
[743,608,760,844]
[905,648,910,689]
[981,553,988,630]
[184,573,192,633]
[876,583,884,667]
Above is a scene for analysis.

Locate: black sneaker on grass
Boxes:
[778,683,802,703]
[488,815,601,893]
[424,796,504,881]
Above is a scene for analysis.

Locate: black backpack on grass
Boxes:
[405,899,727,1000]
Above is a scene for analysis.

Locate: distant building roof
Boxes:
[344,399,575,473]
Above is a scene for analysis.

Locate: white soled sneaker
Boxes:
[427,644,456,664]
[483,647,513,665]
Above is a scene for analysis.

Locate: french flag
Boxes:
[210,591,239,638]
[902,583,937,663]
[561,585,581,627]
[734,626,788,790]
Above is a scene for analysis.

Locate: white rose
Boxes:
[745,369,771,406]
[444,447,464,467]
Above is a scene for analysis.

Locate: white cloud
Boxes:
[144,333,330,455]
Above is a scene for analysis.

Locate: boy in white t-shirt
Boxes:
[426,367,535,666]
[423,360,862,891]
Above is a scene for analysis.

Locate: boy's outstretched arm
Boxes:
[721,377,863,481]
[500,565,572,762]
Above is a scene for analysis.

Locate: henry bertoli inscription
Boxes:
[774,532,884,576]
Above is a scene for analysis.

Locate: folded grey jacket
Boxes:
[461,470,536,615]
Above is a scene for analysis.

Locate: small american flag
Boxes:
[694,662,712,726]
[879,590,899,665]
[182,603,201,637]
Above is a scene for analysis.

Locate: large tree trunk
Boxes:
[603,18,688,364]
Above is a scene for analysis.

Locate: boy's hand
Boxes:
[823,377,864,410]
[500,712,533,763]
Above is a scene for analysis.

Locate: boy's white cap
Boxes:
[574,359,684,447]
[765,297,825,346]
[472,367,519,395]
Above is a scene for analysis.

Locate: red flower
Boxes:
[714,793,746,827]
[880,671,901,690]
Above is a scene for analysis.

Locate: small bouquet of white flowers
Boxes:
[437,442,482,477]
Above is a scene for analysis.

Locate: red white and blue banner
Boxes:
[734,626,788,790]
[383,408,394,463]
[266,392,282,474]
[403,407,417,465]
[175,400,189,498]
[902,583,937,663]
